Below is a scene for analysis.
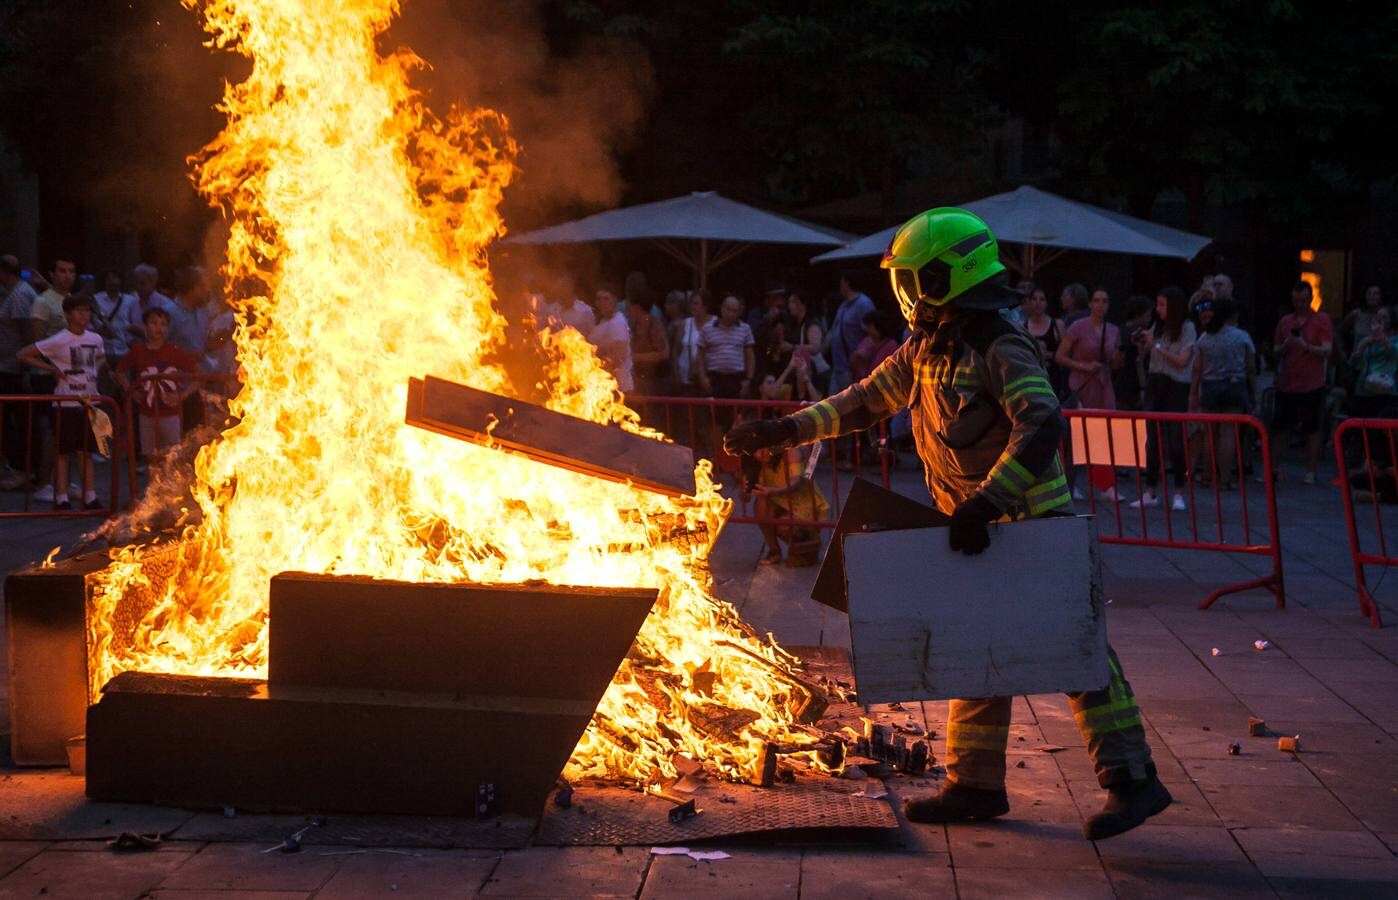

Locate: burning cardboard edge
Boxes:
[405,376,697,498]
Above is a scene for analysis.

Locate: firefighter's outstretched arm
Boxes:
[723,341,915,456]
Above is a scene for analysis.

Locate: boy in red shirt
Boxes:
[1271,281,1333,484]
[117,307,200,461]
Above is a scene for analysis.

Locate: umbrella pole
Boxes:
[699,239,708,291]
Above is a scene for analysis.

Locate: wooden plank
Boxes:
[405,376,696,497]
[842,516,1109,703]
[810,478,948,612]
[4,553,107,765]
[269,572,657,704]
[86,672,577,819]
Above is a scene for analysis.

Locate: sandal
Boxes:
[759,550,782,565]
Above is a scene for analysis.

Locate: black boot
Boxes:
[904,782,1009,823]
[1083,774,1172,840]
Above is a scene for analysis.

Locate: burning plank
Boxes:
[406,376,696,498]
[268,572,656,700]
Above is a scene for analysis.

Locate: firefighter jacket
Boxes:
[791,313,1072,518]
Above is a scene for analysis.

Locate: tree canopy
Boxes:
[1,0,1395,266]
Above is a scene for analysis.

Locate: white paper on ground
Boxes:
[651,847,690,855]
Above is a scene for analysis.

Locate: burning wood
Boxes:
[406,376,696,498]
[76,0,826,793]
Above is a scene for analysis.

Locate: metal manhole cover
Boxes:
[536,778,897,846]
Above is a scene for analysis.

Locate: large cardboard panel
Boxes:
[810,478,948,612]
[842,516,1109,703]
[4,554,107,765]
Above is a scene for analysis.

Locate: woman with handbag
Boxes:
[1056,288,1123,499]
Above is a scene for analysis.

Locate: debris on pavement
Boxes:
[1277,735,1301,753]
[1211,648,1222,656]
[668,799,700,823]
[107,832,162,852]
[1038,745,1067,753]
[852,785,888,800]
[1226,743,1241,756]
[263,821,319,854]
[1247,717,1267,737]
[1254,640,1269,651]
[651,847,732,861]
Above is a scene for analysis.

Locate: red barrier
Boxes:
[1065,408,1285,610]
[628,395,893,534]
[0,393,126,517]
[1333,417,1396,628]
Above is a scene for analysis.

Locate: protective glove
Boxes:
[948,494,1000,555]
[723,416,798,457]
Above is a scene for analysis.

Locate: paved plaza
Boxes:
[1,459,1397,898]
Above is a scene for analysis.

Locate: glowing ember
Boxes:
[85,0,816,783]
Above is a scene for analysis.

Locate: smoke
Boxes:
[81,3,239,273]
[386,0,653,228]
[80,424,221,549]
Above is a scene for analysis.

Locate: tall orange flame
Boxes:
[85,0,815,783]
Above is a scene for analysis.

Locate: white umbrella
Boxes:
[506,191,851,288]
[810,186,1211,279]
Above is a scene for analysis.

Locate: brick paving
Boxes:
[2,457,1397,897]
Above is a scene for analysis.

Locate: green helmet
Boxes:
[881,207,1007,324]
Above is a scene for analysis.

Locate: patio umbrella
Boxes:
[810,186,1211,279]
[505,191,851,289]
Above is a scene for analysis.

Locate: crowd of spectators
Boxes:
[0,253,236,504]
[1009,273,1393,508]
[7,248,1392,515]
[527,265,1395,512]
[527,269,898,412]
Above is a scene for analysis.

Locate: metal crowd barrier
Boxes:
[628,395,893,532]
[0,393,126,517]
[1065,408,1285,610]
[1333,417,1398,628]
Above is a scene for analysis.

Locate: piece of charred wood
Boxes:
[406,376,696,497]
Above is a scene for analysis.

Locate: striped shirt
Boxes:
[698,320,754,374]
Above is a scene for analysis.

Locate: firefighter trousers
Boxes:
[944,646,1152,790]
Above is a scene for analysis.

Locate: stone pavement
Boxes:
[2,458,1398,897]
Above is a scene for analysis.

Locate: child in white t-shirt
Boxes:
[17,294,107,509]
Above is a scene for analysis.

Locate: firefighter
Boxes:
[724,208,1171,840]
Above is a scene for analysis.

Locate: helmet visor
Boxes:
[891,268,920,322]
